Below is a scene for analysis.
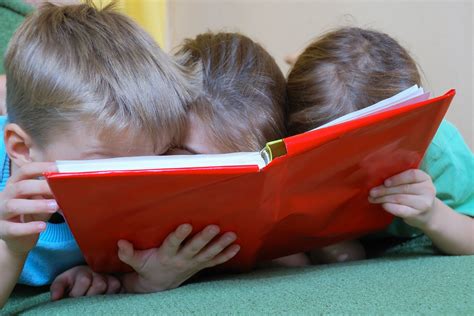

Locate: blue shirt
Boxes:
[0,116,84,286]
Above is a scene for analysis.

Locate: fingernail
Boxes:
[369,189,378,197]
[181,224,192,233]
[37,222,46,231]
[233,245,241,253]
[209,226,220,235]
[48,201,59,210]
[225,233,236,242]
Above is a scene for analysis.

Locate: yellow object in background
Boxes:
[92,0,167,49]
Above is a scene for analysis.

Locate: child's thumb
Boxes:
[117,240,138,268]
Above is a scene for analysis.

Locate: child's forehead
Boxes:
[56,123,169,157]
[97,129,170,156]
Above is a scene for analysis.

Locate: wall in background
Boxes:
[94,0,167,47]
[168,0,473,149]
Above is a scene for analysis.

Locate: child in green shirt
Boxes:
[287,27,473,262]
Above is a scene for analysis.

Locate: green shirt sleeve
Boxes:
[420,120,474,216]
[0,0,34,74]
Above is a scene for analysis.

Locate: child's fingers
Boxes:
[0,221,46,238]
[284,52,299,66]
[50,273,72,301]
[194,232,237,263]
[50,284,66,301]
[381,203,419,219]
[117,240,136,265]
[68,270,92,298]
[180,225,220,259]
[160,224,193,256]
[8,162,57,183]
[206,244,240,267]
[117,240,146,272]
[9,180,54,198]
[369,183,425,198]
[2,199,58,219]
[85,273,108,296]
[383,169,430,187]
[105,275,122,294]
[369,194,431,211]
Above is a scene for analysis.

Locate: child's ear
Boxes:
[4,123,34,167]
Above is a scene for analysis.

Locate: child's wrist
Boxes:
[120,272,168,294]
[418,198,444,234]
[1,241,28,267]
[6,246,29,263]
[4,241,33,259]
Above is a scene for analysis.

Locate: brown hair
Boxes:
[5,1,194,151]
[175,32,287,152]
[287,27,421,135]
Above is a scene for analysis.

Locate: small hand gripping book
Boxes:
[45,86,455,273]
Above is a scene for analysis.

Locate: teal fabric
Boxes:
[3,236,473,315]
[0,116,9,190]
[385,120,474,237]
[421,120,474,216]
[0,116,84,286]
[0,0,33,74]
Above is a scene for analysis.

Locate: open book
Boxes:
[46,86,454,273]
[57,85,429,173]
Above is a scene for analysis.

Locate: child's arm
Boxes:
[369,169,474,255]
[118,224,240,293]
[50,265,122,300]
[0,241,28,308]
[423,199,474,254]
[0,162,59,308]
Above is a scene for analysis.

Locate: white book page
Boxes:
[57,152,266,173]
[57,86,431,173]
[313,85,429,130]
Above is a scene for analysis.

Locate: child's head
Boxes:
[4,2,193,165]
[287,27,421,135]
[173,32,287,154]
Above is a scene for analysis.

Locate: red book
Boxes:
[45,87,454,273]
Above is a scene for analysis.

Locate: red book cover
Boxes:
[45,90,455,273]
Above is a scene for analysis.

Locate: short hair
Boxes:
[5,1,194,150]
[287,27,421,135]
[175,32,287,152]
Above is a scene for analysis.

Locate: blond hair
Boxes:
[287,27,421,135]
[5,1,194,150]
[175,32,287,152]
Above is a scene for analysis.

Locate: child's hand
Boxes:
[0,162,59,256]
[284,52,299,66]
[369,169,437,230]
[50,265,122,300]
[118,224,240,293]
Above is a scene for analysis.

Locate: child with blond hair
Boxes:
[0,2,239,306]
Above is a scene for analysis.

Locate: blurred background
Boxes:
[100,0,472,149]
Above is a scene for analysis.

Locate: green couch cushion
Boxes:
[0,0,33,74]
[3,236,473,315]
